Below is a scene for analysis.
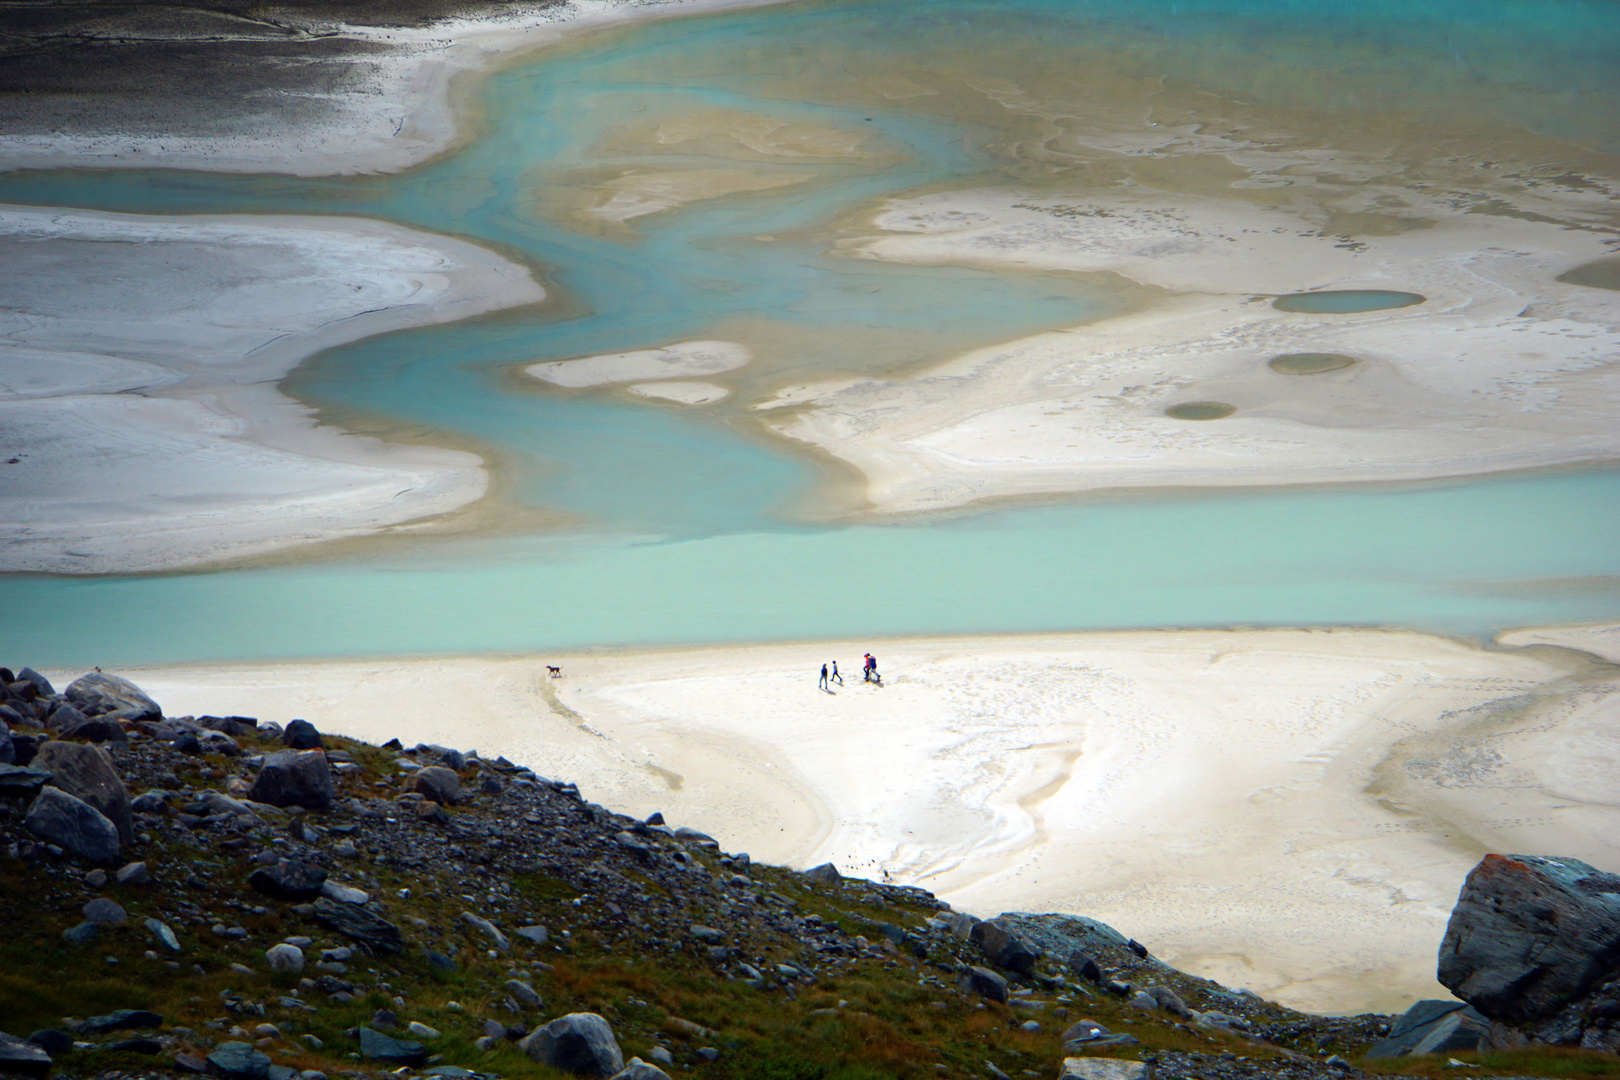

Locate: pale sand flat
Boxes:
[528,340,752,388]
[109,623,1620,1015]
[586,168,816,223]
[769,190,1620,513]
[626,381,732,405]
[0,204,544,574]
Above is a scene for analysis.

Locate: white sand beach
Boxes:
[764,190,1620,513]
[527,340,752,388]
[109,623,1620,1016]
[0,205,544,573]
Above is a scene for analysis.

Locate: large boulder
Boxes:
[25,787,120,864]
[358,1028,425,1065]
[57,716,128,745]
[521,1014,624,1078]
[0,1031,52,1078]
[206,1041,270,1080]
[412,766,459,805]
[1365,1000,1493,1059]
[1439,854,1620,1030]
[249,858,328,901]
[283,719,323,750]
[33,741,134,847]
[247,750,332,810]
[956,965,1009,1003]
[311,898,403,954]
[65,673,159,720]
[970,919,1041,975]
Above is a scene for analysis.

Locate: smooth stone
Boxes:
[319,881,368,905]
[265,944,305,973]
[65,672,160,720]
[82,897,127,924]
[26,787,120,864]
[521,1013,624,1078]
[115,861,149,885]
[611,1058,674,1080]
[282,720,323,751]
[412,766,460,805]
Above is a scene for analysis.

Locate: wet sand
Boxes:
[103,622,1620,1016]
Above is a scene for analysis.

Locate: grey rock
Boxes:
[504,979,542,1008]
[206,1041,271,1080]
[25,1031,71,1056]
[311,898,403,954]
[77,1009,162,1034]
[145,917,181,952]
[461,911,509,952]
[61,921,100,945]
[970,919,1040,975]
[1019,1020,1041,1032]
[0,723,12,765]
[358,1028,425,1066]
[804,862,841,885]
[0,764,52,797]
[1439,853,1620,1023]
[514,925,549,945]
[57,716,128,745]
[265,1068,296,1080]
[248,751,332,810]
[106,1037,163,1055]
[647,1046,674,1065]
[1126,991,1157,1011]
[1364,1000,1492,1059]
[1067,950,1102,982]
[82,868,108,888]
[1062,1019,1111,1043]
[944,912,979,939]
[695,1048,719,1063]
[521,1013,624,1077]
[16,668,55,698]
[983,1061,1012,1080]
[1058,1059,1148,1080]
[266,944,305,972]
[319,881,368,905]
[0,1032,52,1078]
[610,1058,673,1080]
[472,1037,498,1053]
[483,1020,506,1041]
[82,897,127,924]
[250,858,328,901]
[992,912,1130,957]
[198,715,257,738]
[412,766,460,805]
[42,703,86,732]
[25,786,120,864]
[688,925,725,944]
[116,861,149,885]
[613,831,650,859]
[33,741,133,847]
[956,965,1009,1003]
[1141,985,1190,1018]
[197,730,241,757]
[282,720,323,750]
[66,672,159,719]
[406,1022,441,1040]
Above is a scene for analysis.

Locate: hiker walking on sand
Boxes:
[863,653,877,683]
[830,660,843,686]
[819,663,829,690]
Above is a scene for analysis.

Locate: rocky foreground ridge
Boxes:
[0,666,1615,1080]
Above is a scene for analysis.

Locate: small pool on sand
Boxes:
[1270,353,1358,375]
[1558,258,1620,291]
[1273,290,1425,313]
[1166,401,1237,420]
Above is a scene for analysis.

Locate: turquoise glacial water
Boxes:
[1,0,1618,665]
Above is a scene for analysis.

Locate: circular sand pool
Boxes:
[1166,401,1237,420]
[1272,290,1425,313]
[1269,353,1358,374]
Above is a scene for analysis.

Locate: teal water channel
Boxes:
[1,0,1618,666]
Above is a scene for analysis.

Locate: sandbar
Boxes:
[107,623,1620,1016]
[626,381,732,405]
[766,188,1620,513]
[0,204,544,574]
[527,340,751,388]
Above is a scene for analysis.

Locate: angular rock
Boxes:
[971,919,1040,975]
[24,1031,71,1056]
[804,863,841,885]
[1058,1059,1148,1080]
[248,751,332,811]
[462,911,509,952]
[250,859,328,901]
[610,1059,673,1080]
[33,741,133,847]
[106,1037,163,1055]
[16,668,54,698]
[25,787,120,864]
[197,715,257,738]
[311,898,403,954]
[405,1022,440,1040]
[521,1013,624,1078]
[82,897,127,924]
[266,944,305,973]
[319,881,368,905]
[66,673,159,719]
[515,925,550,945]
[116,861,149,885]
[206,1041,271,1080]
[58,716,128,745]
[145,917,181,952]
[41,703,86,732]
[0,1031,52,1078]
[197,730,241,757]
[282,720,323,750]
[956,965,1009,1003]
[358,1028,426,1066]
[0,764,51,797]
[504,979,542,1009]
[413,766,460,805]
[77,1009,162,1035]
[1067,950,1103,983]
[1365,1000,1492,1058]
[0,723,11,765]
[1439,853,1620,1024]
